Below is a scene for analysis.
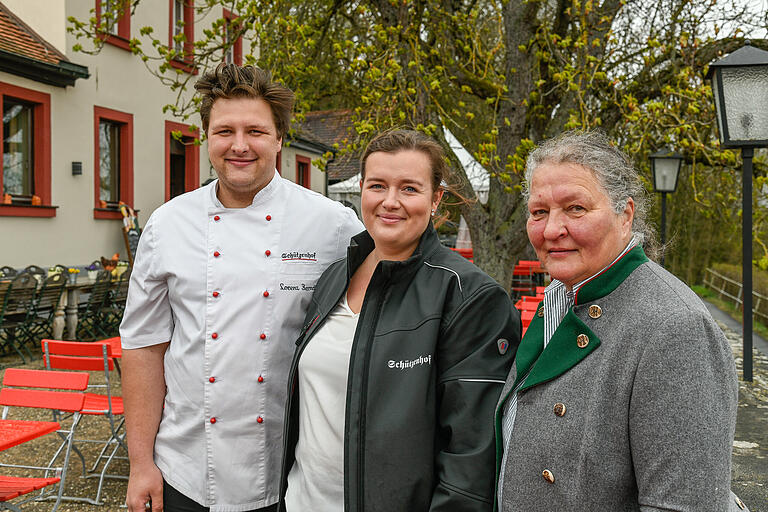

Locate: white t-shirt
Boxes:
[285,294,359,512]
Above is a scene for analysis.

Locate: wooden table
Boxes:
[52,278,95,340]
[0,419,59,451]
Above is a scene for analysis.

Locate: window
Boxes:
[94,106,133,219]
[164,121,200,201]
[223,9,243,66]
[3,99,33,196]
[99,120,120,203]
[296,155,311,189]
[0,82,53,218]
[96,0,131,51]
[169,0,196,73]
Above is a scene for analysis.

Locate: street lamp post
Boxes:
[706,41,768,382]
[650,147,683,267]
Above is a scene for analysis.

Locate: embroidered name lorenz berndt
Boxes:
[279,282,316,292]
[388,355,432,370]
[281,251,318,262]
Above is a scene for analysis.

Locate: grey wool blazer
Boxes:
[494,247,746,512]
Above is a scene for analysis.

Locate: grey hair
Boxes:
[523,130,654,247]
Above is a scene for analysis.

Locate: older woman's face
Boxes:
[526,162,634,289]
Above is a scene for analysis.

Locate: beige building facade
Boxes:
[0,0,328,269]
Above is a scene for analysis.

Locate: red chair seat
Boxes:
[0,475,60,502]
[516,301,540,312]
[83,393,123,415]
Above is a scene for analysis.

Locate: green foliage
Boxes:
[66,0,768,287]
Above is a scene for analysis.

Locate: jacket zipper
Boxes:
[347,280,387,512]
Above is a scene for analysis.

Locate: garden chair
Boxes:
[22,273,66,344]
[101,269,131,336]
[0,368,89,511]
[0,273,38,361]
[510,264,536,300]
[21,266,44,276]
[41,339,126,504]
[75,270,112,340]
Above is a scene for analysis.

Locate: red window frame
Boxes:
[0,82,54,218]
[222,8,243,66]
[93,106,133,219]
[168,0,196,74]
[95,0,131,51]
[164,120,200,201]
[296,155,311,189]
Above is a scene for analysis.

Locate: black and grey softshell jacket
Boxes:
[279,225,521,512]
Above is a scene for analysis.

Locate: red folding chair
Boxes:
[0,368,88,511]
[41,339,126,505]
[515,300,540,312]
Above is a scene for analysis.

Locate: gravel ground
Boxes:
[0,314,765,511]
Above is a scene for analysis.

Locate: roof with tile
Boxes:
[0,1,68,66]
[297,109,362,182]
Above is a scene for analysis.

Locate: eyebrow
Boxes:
[210,122,272,131]
[365,175,427,186]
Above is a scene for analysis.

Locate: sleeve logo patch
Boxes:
[497,338,509,355]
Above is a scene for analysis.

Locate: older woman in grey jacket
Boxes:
[495,131,747,511]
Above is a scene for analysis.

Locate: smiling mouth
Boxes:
[548,248,576,256]
[226,158,257,165]
[378,215,403,224]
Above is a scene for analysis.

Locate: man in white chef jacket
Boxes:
[120,64,363,512]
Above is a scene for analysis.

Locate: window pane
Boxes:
[99,120,121,203]
[224,22,233,64]
[101,0,118,35]
[3,99,34,196]
[174,0,184,53]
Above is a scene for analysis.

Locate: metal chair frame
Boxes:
[101,270,131,336]
[21,265,45,276]
[0,274,38,361]
[0,368,89,512]
[76,270,113,340]
[20,273,66,347]
[41,339,126,505]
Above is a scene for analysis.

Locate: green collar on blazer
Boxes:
[493,245,649,502]
[512,245,649,393]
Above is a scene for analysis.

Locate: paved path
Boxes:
[705,300,768,510]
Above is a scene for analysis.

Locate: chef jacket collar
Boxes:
[208,169,281,210]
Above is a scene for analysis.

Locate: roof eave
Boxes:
[286,135,334,155]
[0,49,89,87]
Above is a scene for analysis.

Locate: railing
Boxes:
[702,268,768,324]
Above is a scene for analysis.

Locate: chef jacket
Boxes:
[120,173,363,512]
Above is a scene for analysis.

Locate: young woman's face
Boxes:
[361,150,443,259]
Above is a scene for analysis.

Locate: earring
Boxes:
[431,209,436,216]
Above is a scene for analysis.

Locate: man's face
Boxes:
[207,97,282,206]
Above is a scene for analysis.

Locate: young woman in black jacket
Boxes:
[280,129,521,512]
